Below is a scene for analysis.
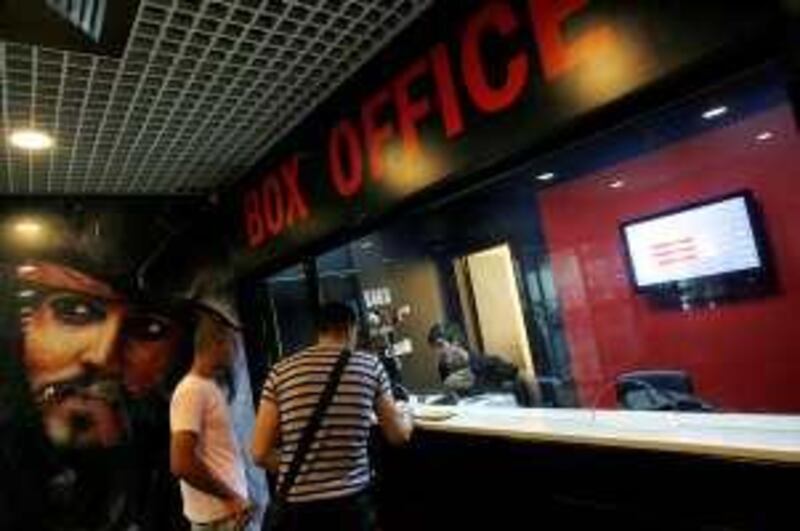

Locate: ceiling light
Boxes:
[702,106,728,120]
[756,131,774,142]
[14,220,43,236]
[9,129,54,150]
[17,290,36,299]
[17,264,38,275]
[535,172,556,182]
[9,218,48,247]
[608,179,625,189]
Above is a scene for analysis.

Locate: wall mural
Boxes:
[0,199,265,531]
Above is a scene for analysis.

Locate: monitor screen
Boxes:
[622,195,763,288]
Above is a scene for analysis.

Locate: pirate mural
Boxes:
[0,199,254,531]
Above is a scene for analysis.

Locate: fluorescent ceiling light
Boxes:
[702,106,728,120]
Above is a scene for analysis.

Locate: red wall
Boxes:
[539,105,800,412]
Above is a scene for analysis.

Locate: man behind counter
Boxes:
[427,323,537,406]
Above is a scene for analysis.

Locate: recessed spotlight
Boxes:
[535,172,556,182]
[17,264,38,275]
[608,179,625,189]
[14,220,43,236]
[9,219,47,246]
[9,129,54,150]
[702,106,728,120]
[756,131,774,142]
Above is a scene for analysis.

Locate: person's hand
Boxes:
[226,495,253,530]
[396,400,412,417]
[396,401,416,427]
[225,494,248,513]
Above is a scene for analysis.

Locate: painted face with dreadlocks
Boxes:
[17,261,185,448]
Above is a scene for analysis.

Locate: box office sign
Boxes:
[0,0,139,56]
[234,0,779,274]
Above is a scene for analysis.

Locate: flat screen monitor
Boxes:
[620,191,772,301]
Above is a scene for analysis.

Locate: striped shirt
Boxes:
[261,345,391,503]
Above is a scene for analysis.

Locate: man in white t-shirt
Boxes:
[170,307,251,530]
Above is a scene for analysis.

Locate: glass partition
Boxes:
[262,64,800,415]
[264,263,316,358]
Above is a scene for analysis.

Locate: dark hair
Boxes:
[427,323,448,346]
[318,302,356,333]
[428,322,466,347]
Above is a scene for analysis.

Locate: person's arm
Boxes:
[251,370,282,472]
[169,382,248,514]
[251,399,281,473]
[438,357,449,382]
[170,431,249,508]
[376,393,413,445]
[374,359,413,445]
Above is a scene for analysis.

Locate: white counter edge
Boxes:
[412,407,800,465]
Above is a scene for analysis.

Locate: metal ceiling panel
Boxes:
[0,0,432,195]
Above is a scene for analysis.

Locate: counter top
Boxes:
[412,406,800,464]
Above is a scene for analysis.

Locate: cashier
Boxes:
[427,323,522,398]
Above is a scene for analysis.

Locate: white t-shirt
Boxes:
[170,374,248,524]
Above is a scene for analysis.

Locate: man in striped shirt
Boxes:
[252,302,413,531]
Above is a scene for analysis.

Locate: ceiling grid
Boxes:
[0,43,13,191]
[134,0,284,194]
[0,0,433,195]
